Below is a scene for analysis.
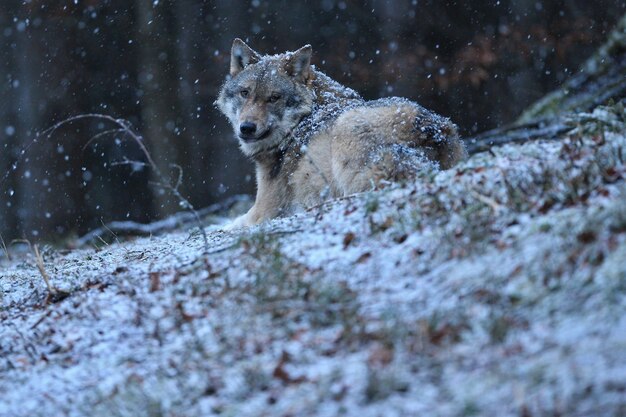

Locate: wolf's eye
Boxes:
[268,93,281,103]
[240,89,249,98]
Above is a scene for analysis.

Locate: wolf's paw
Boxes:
[222,214,251,231]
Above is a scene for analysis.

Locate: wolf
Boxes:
[215,39,467,228]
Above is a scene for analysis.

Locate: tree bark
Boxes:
[0,5,17,239]
[134,0,182,216]
[13,7,49,239]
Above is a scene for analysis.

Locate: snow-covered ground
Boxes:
[1,108,625,416]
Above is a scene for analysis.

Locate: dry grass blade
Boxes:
[33,244,56,296]
[0,231,11,261]
[32,244,69,304]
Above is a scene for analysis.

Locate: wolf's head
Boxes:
[215,39,316,158]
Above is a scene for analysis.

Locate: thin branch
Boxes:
[170,163,184,192]
[306,193,360,213]
[81,128,129,152]
[76,194,251,246]
[465,119,573,155]
[39,113,128,142]
[109,159,150,169]
[7,322,37,361]
[470,189,504,214]
[10,238,32,248]
[42,114,210,252]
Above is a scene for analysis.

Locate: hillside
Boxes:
[2,15,626,416]
[1,100,625,416]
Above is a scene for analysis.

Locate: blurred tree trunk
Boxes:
[173,0,206,205]
[0,7,17,239]
[135,0,182,216]
[13,11,50,239]
[198,0,256,201]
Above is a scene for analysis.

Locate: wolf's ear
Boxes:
[230,38,260,77]
[284,45,312,82]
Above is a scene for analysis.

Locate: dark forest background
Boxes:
[1,0,625,242]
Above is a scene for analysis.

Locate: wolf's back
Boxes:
[293,73,465,168]
[289,70,364,146]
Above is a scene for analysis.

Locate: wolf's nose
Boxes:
[240,122,257,135]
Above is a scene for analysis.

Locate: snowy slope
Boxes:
[1,107,625,417]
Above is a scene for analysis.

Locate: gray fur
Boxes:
[215,40,467,228]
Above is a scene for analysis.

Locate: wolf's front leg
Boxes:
[224,197,284,230]
[224,207,260,230]
[224,166,290,230]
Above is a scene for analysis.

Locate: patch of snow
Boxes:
[1,125,625,416]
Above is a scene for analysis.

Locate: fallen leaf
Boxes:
[343,232,356,249]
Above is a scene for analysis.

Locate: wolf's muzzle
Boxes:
[239,125,272,142]
[240,122,257,136]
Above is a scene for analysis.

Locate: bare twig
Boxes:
[81,128,129,151]
[170,163,184,192]
[30,309,56,330]
[10,238,32,248]
[0,231,11,261]
[470,189,504,214]
[42,114,210,252]
[464,119,573,155]
[306,193,360,213]
[109,159,150,170]
[0,114,126,187]
[7,322,37,361]
[76,194,251,246]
